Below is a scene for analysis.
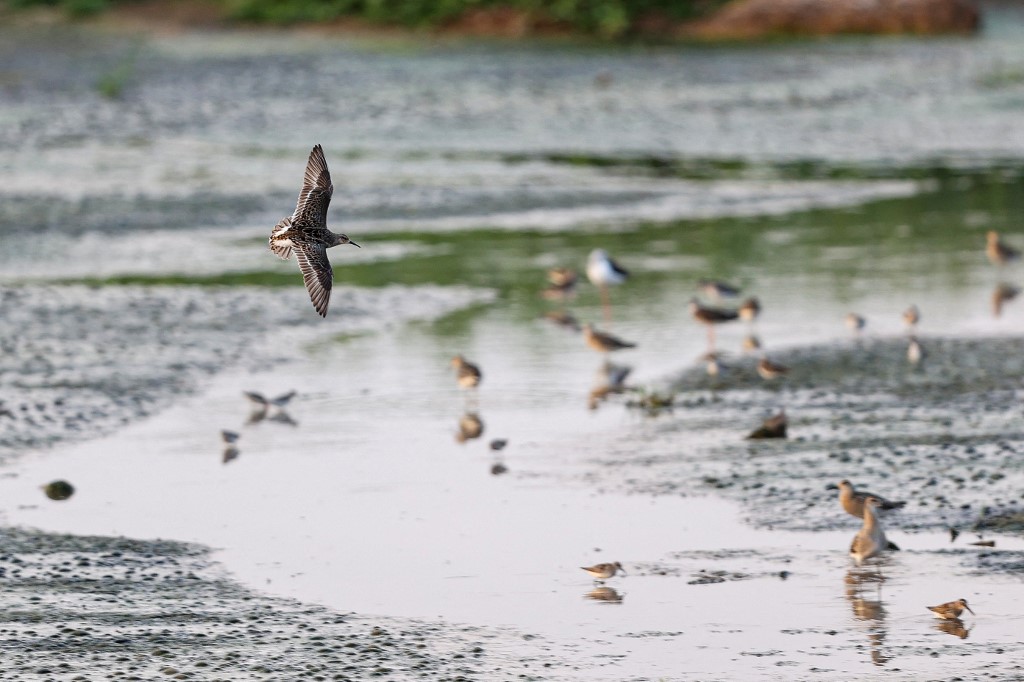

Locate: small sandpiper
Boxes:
[541,309,581,331]
[244,390,297,409]
[849,497,893,566]
[835,480,906,519]
[845,313,866,334]
[986,230,1020,267]
[451,355,482,389]
[580,561,626,582]
[269,144,360,318]
[757,356,789,380]
[221,430,240,445]
[928,598,975,620]
[747,409,787,439]
[698,279,741,301]
[689,298,739,350]
[583,324,636,354]
[902,304,920,330]
[587,249,629,321]
[542,267,579,301]
[739,297,761,323]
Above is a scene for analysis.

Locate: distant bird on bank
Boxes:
[747,410,787,439]
[587,249,629,322]
[698,279,741,301]
[583,324,636,354]
[742,334,762,353]
[451,355,482,389]
[489,439,508,451]
[903,304,920,330]
[689,298,739,351]
[244,390,296,410]
[835,480,906,519]
[845,313,866,335]
[849,497,894,566]
[220,430,240,445]
[928,598,975,620]
[986,230,1020,267]
[757,356,789,380]
[269,144,360,318]
[580,561,626,582]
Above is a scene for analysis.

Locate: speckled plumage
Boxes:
[269,145,359,318]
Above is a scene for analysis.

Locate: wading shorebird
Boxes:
[747,409,787,439]
[456,412,484,443]
[986,230,1020,267]
[580,561,626,583]
[835,480,906,519]
[689,298,739,351]
[757,356,789,380]
[243,390,297,424]
[849,497,895,566]
[928,598,975,620]
[902,304,920,331]
[451,355,482,390]
[742,334,762,353]
[698,279,741,301]
[845,313,866,335]
[583,324,636,354]
[269,144,360,318]
[586,249,629,322]
[739,297,761,324]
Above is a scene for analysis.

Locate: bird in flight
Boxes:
[269,144,360,317]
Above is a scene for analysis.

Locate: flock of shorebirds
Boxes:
[260,145,1016,623]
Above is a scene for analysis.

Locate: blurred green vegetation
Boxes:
[225,0,722,36]
[3,0,725,37]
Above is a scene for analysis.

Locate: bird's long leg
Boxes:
[706,324,716,353]
[600,285,612,324]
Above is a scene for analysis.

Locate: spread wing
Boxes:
[292,144,334,227]
[294,242,333,318]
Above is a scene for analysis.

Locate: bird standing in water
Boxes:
[270,144,360,317]
[587,249,629,323]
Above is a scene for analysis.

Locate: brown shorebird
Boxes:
[849,497,893,566]
[580,561,626,582]
[845,313,866,334]
[587,249,629,322]
[747,410,787,439]
[698,279,741,301]
[902,304,920,330]
[757,356,789,380]
[992,283,1020,317]
[689,298,739,350]
[986,230,1020,267]
[929,598,974,618]
[451,355,482,389]
[836,480,906,519]
[583,324,636,354]
[542,267,579,301]
[269,144,360,317]
[739,297,761,323]
[928,598,975,620]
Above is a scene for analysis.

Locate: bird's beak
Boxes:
[965,604,975,615]
[825,483,838,491]
[349,240,361,248]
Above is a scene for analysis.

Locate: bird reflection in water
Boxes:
[845,568,890,667]
[244,390,298,426]
[992,283,1020,318]
[935,618,971,640]
[221,430,240,465]
[584,586,624,604]
[456,412,484,443]
[588,360,632,410]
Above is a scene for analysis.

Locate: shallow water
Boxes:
[5,12,1024,680]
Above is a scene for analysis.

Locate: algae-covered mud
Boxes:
[5,8,1024,681]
